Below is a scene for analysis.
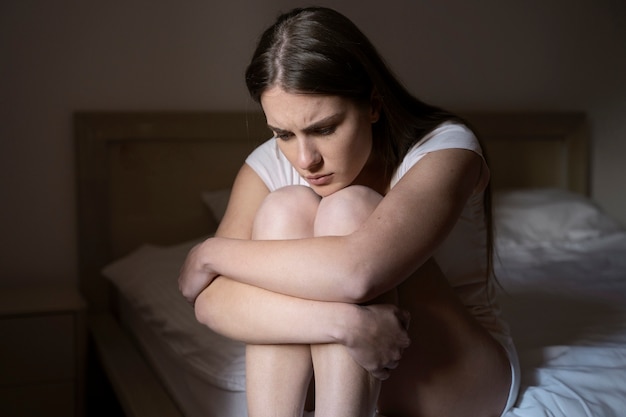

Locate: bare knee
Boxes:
[315,185,382,236]
[253,185,321,239]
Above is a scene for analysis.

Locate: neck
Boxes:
[352,150,390,195]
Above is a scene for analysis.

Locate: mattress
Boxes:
[118,295,247,417]
[105,238,248,417]
[496,233,626,417]
[103,188,626,416]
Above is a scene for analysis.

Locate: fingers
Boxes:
[372,368,391,381]
[369,346,406,380]
[178,243,214,305]
[400,310,411,330]
[347,303,412,381]
[371,361,399,381]
[178,268,204,304]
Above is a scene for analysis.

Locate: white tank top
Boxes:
[246,122,510,339]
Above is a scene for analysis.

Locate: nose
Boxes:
[297,139,321,170]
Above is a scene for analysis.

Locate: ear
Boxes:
[369,89,382,123]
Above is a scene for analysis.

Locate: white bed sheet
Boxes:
[103,239,247,392]
[118,295,247,417]
[496,233,626,417]
[103,227,626,417]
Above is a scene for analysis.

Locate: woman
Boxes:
[179,7,519,417]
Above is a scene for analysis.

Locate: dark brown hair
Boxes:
[245,7,494,277]
[245,7,462,173]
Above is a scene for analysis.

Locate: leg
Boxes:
[314,185,384,236]
[310,344,380,417]
[253,185,321,239]
[312,185,384,417]
[377,260,512,417]
[246,344,313,417]
[247,186,320,417]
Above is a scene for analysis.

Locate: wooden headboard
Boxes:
[75,111,588,311]
[75,112,270,311]
[464,112,589,194]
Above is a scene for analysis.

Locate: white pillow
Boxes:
[493,188,623,246]
[201,189,231,223]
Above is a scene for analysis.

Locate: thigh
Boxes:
[378,260,511,417]
[246,344,313,417]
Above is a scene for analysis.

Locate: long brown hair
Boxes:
[245,7,494,277]
[246,8,464,170]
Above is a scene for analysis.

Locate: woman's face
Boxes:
[261,86,379,197]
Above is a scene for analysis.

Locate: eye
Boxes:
[273,131,294,141]
[316,126,336,136]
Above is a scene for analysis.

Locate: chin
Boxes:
[313,184,349,198]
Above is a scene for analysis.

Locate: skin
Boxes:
[180,89,479,302]
[247,183,392,416]
[179,86,511,416]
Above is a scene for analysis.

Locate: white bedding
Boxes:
[103,238,247,392]
[102,189,626,416]
[117,294,247,417]
[496,233,626,417]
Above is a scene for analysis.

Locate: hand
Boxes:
[344,303,411,380]
[178,239,220,304]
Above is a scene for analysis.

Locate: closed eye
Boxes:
[272,127,334,140]
[267,112,343,141]
[314,126,336,136]
[272,130,294,141]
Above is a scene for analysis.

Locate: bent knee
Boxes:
[253,185,320,239]
[315,185,383,236]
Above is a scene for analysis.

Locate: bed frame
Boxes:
[74,111,588,416]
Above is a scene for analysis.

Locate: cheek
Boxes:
[335,136,371,177]
[276,141,298,164]
[352,127,373,162]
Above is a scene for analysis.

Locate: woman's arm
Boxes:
[181,148,485,303]
[179,163,267,301]
[182,163,410,376]
[195,276,410,378]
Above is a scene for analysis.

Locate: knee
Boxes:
[315,185,383,236]
[253,185,321,239]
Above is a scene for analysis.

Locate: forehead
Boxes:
[260,86,353,129]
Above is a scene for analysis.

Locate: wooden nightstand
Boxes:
[0,286,86,417]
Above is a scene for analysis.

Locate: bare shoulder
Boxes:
[387,148,484,205]
[373,150,483,238]
[216,163,270,239]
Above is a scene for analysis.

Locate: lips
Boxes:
[306,173,333,186]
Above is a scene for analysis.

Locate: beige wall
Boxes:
[1,0,625,287]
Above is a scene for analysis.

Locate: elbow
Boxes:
[193,296,211,327]
[342,262,381,304]
[193,287,221,332]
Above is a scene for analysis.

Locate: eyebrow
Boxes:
[267,112,344,135]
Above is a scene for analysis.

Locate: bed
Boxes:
[75,111,626,417]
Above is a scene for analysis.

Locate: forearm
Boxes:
[194,275,359,345]
[202,234,395,303]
